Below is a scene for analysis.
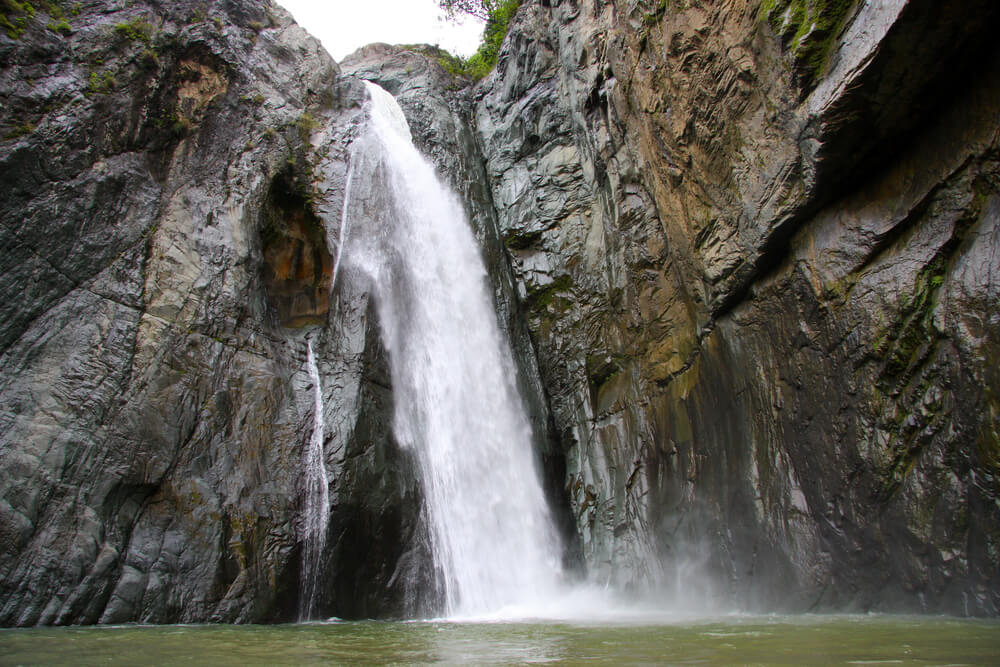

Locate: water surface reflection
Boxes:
[1,615,997,665]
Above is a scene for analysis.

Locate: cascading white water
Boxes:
[299,339,329,620]
[341,81,564,617]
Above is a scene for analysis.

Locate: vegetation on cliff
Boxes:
[761,0,857,90]
[1,0,79,39]
[436,0,520,80]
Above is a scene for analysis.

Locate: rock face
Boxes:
[0,0,379,624]
[474,0,1000,613]
[0,0,997,626]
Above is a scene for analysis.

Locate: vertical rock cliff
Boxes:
[0,0,997,625]
[474,0,1000,613]
[0,0,382,624]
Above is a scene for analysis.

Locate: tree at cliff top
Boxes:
[437,0,497,22]
[437,0,520,79]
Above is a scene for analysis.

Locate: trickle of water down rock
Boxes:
[337,81,565,617]
[299,340,329,620]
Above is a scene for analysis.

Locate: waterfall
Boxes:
[342,81,564,617]
[330,151,356,291]
[299,339,329,620]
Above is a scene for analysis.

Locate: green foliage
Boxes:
[46,17,70,34]
[436,49,469,77]
[239,93,267,106]
[189,4,207,23]
[40,0,62,18]
[87,69,115,95]
[139,47,159,69]
[642,0,668,26]
[295,112,318,142]
[503,229,543,250]
[435,0,520,81]
[186,3,223,28]
[525,274,573,311]
[113,16,153,43]
[460,53,491,81]
[437,0,492,22]
[3,121,35,140]
[151,111,190,137]
[468,0,519,78]
[1,0,35,39]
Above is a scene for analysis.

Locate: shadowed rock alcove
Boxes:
[260,170,332,327]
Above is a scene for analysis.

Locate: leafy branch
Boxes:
[436,0,520,80]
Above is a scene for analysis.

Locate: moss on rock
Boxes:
[762,0,857,91]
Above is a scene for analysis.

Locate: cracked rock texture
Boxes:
[474,0,1000,613]
[0,0,397,625]
[1,0,998,626]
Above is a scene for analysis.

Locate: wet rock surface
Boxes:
[0,0,377,624]
[474,0,1000,613]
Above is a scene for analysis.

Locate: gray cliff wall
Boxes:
[0,0,419,624]
[1,0,998,626]
[475,0,1000,613]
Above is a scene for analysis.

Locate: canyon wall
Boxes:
[473,0,1000,613]
[0,0,388,624]
[0,0,997,624]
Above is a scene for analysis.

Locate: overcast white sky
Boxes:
[276,0,485,61]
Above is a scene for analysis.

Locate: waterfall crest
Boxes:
[299,339,329,620]
[341,81,564,617]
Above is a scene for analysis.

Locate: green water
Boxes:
[1,615,997,665]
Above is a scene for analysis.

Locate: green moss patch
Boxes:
[525,274,573,312]
[641,0,668,26]
[503,229,543,251]
[87,69,116,95]
[1,0,35,39]
[761,0,857,91]
[295,112,318,143]
[586,354,623,391]
[3,121,35,140]
[113,16,153,43]
[872,255,947,388]
[1,0,71,38]
[45,16,69,34]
